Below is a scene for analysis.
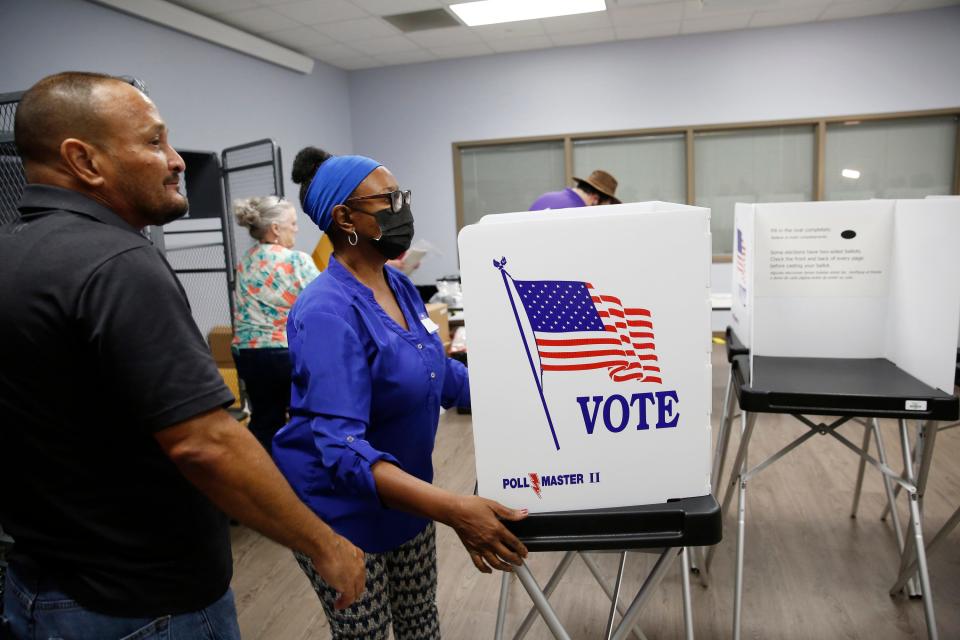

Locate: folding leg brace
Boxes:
[694,367,738,582]
[495,548,693,640]
[715,412,941,640]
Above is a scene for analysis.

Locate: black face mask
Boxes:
[371,202,415,260]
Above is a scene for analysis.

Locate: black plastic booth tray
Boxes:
[731,354,959,421]
[724,327,749,362]
[503,494,721,552]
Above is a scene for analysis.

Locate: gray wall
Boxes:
[5,1,960,288]
[348,7,960,284]
[2,0,354,255]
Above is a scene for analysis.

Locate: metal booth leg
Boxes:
[513,562,573,640]
[495,570,512,640]
[603,552,629,640]
[732,411,755,640]
[850,419,873,517]
[681,548,695,640]
[696,367,737,583]
[880,427,922,523]
[705,411,758,574]
[610,549,679,640]
[889,421,939,640]
[580,553,648,640]
[866,418,916,596]
[711,367,738,504]
[513,550,577,640]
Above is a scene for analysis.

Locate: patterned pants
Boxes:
[295,523,441,640]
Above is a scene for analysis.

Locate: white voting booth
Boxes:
[719,197,960,640]
[731,198,960,392]
[459,201,713,513]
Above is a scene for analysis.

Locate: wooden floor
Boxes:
[231,344,960,639]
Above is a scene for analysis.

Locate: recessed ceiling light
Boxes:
[841,169,861,180]
[448,0,606,27]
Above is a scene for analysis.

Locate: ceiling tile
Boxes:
[350,34,421,54]
[313,16,401,42]
[354,0,444,16]
[749,5,827,27]
[819,0,900,20]
[614,19,682,39]
[326,55,383,70]
[614,0,681,6]
[683,0,756,18]
[548,27,617,46]
[172,0,259,15]
[373,49,439,65]
[429,42,496,58]
[472,20,546,40]
[540,11,614,34]
[271,0,369,25]
[299,39,364,59]
[406,25,482,47]
[893,0,960,10]
[266,26,339,50]
[217,7,301,33]
[681,12,752,33]
[609,2,685,25]
[486,35,554,52]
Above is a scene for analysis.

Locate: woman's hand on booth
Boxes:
[370,461,528,572]
[449,496,528,573]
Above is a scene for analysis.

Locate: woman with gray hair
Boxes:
[232,196,320,451]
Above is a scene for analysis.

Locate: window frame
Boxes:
[452,108,960,261]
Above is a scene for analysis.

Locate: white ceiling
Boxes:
[165,0,960,70]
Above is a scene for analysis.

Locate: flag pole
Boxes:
[494,258,560,451]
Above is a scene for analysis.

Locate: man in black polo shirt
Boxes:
[0,72,365,638]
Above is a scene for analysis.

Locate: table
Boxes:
[496,495,721,640]
[705,332,958,640]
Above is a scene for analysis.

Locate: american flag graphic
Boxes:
[513,279,662,384]
[735,229,747,275]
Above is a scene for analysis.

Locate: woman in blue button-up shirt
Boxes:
[272,147,528,639]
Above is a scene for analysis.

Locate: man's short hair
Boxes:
[14,71,131,165]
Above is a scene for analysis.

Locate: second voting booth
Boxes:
[713,198,960,640]
[459,201,719,639]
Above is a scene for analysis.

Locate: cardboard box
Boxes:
[425,302,451,352]
[218,366,242,410]
[207,325,234,366]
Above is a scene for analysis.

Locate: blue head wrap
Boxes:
[302,155,382,231]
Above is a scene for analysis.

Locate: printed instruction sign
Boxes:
[754,205,892,298]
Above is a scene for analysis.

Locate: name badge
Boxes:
[421,316,440,334]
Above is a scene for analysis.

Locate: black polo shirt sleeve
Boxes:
[77,245,235,432]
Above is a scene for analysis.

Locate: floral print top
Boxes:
[232,243,320,349]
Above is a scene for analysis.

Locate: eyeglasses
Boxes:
[345,189,412,214]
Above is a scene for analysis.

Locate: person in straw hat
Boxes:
[529,169,621,211]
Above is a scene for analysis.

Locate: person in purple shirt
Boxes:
[529,169,621,211]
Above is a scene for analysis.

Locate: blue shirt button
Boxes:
[346,436,354,443]
[417,343,423,350]
[430,372,436,379]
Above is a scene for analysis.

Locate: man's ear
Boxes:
[331,204,355,234]
[60,138,106,188]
